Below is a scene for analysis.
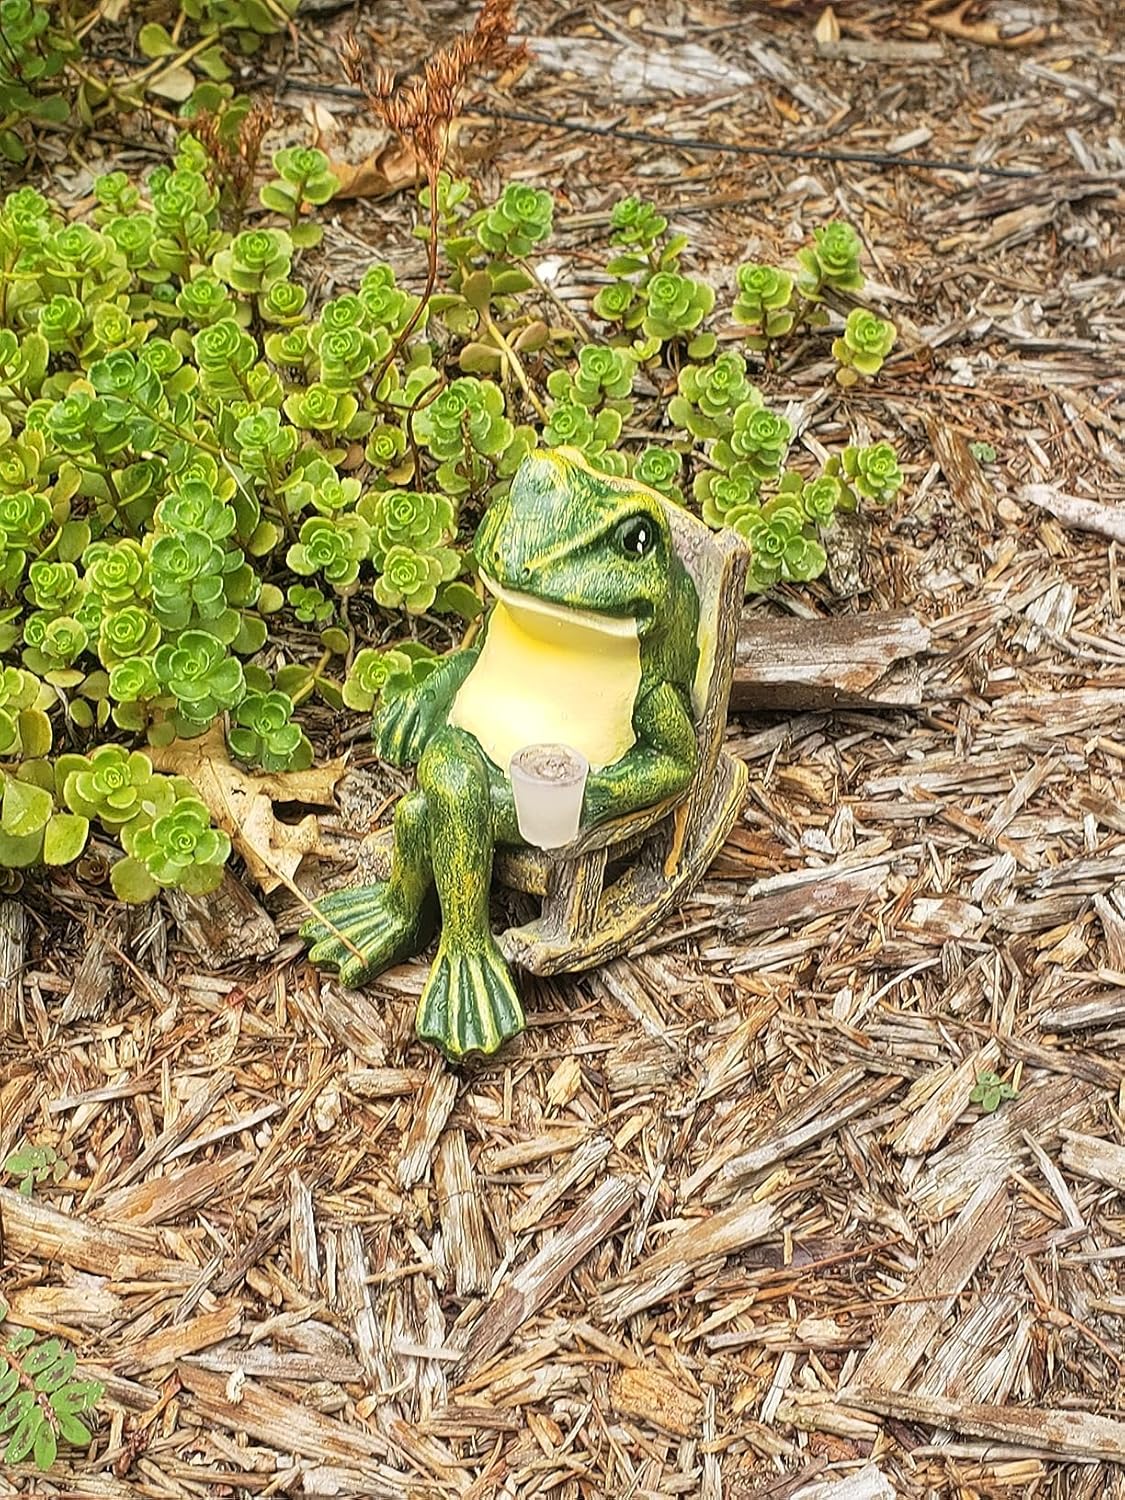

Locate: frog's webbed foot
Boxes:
[301,883,423,988]
[416,938,525,1060]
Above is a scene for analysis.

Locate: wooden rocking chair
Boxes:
[359,502,749,978]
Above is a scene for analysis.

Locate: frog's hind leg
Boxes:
[302,790,434,987]
[414,727,525,1059]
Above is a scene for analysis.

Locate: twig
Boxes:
[254,78,1045,182]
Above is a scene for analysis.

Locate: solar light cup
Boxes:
[509,743,590,849]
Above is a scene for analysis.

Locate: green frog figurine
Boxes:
[303,446,702,1059]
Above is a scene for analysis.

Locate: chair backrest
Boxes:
[658,499,750,759]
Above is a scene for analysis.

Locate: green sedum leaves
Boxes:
[0,139,905,903]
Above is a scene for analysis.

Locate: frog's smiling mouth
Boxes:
[479,572,640,639]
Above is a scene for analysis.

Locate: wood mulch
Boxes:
[3,1,1125,1495]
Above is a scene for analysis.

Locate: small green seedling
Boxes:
[2,1145,65,1197]
[970,1070,1017,1113]
[0,1298,102,1471]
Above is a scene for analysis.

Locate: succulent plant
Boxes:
[342,646,413,712]
[592,281,638,322]
[476,182,554,259]
[642,272,715,342]
[633,446,683,504]
[212,228,293,295]
[832,307,897,384]
[154,630,245,730]
[360,488,456,566]
[115,795,231,901]
[732,264,796,345]
[695,471,761,531]
[413,377,513,464]
[732,501,827,590]
[718,399,793,482]
[609,196,668,253]
[797,220,865,295]
[287,514,372,589]
[373,544,458,615]
[838,441,903,506]
[228,690,312,772]
[62,745,158,829]
[670,353,756,439]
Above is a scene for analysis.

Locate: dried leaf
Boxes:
[147,66,196,102]
[329,138,424,201]
[149,725,346,892]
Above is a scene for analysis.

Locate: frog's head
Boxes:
[473,447,681,638]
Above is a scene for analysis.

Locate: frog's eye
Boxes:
[616,515,656,560]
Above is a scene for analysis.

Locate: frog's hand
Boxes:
[416,937,525,1060]
[374,647,480,768]
[301,883,422,988]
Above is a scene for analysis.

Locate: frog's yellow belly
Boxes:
[448,588,641,773]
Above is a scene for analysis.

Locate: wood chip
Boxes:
[457,1175,635,1376]
[609,1365,703,1437]
[842,1389,1125,1462]
[854,1175,1008,1390]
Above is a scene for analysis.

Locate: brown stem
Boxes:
[368,168,441,402]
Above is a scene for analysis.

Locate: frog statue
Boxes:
[302,445,707,1060]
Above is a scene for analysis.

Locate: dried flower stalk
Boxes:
[344,0,526,385]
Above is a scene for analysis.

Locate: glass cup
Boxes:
[509,743,590,849]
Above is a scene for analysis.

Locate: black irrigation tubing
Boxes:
[262,76,1042,182]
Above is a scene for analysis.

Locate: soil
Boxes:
[2,2,1125,1497]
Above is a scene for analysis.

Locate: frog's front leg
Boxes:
[414,725,525,1060]
[375,646,479,768]
[302,789,435,986]
[581,681,698,826]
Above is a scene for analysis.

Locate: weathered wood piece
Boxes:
[457,1174,635,1375]
[166,870,279,967]
[289,1169,320,1294]
[96,1151,252,1227]
[598,1197,780,1323]
[609,1365,703,1437]
[0,1185,189,1282]
[1039,988,1125,1033]
[175,1364,405,1477]
[397,1065,458,1190]
[854,1176,1009,1391]
[891,1043,1002,1157]
[1023,484,1125,545]
[707,1068,905,1201]
[792,1465,897,1500]
[436,1129,495,1295]
[526,36,760,99]
[713,855,895,940]
[61,909,124,1024]
[731,610,932,711]
[910,1076,1097,1219]
[510,1131,611,1235]
[841,1389,1125,1462]
[98,1069,233,1194]
[1060,1130,1125,1191]
[0,899,25,1036]
[336,1224,399,1402]
[117,1306,241,1375]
